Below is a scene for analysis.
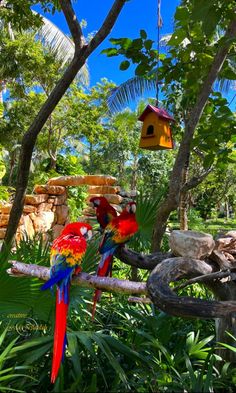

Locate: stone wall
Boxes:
[0,175,123,242]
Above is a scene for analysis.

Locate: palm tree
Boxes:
[34,11,89,85]
[0,10,89,104]
[106,33,236,113]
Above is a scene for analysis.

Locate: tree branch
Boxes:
[147,257,236,318]
[85,0,127,56]
[2,0,128,250]
[7,258,236,319]
[116,247,172,270]
[174,269,236,291]
[59,0,83,48]
[182,166,213,192]
[152,16,236,251]
[7,260,147,295]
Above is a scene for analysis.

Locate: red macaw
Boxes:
[41,222,92,383]
[92,201,138,320]
[90,196,117,231]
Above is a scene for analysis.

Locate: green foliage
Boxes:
[102,30,158,76]
[0,326,35,392]
[0,186,12,202]
[129,190,166,252]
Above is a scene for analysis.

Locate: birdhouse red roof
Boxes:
[138,104,174,122]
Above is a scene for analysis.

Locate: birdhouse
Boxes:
[138,104,174,150]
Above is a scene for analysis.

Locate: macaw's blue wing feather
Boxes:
[41,267,73,291]
[99,230,118,254]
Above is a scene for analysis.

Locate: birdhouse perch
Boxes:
[138,104,174,150]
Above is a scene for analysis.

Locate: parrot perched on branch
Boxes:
[41,222,93,383]
[90,196,117,231]
[92,201,138,320]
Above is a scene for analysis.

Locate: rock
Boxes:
[82,207,96,216]
[56,205,69,225]
[25,194,48,205]
[88,185,120,195]
[47,175,85,186]
[21,215,35,239]
[47,174,117,186]
[23,205,37,214]
[0,203,12,214]
[52,224,64,240]
[215,237,235,251]
[169,230,215,259]
[33,184,66,195]
[0,228,6,239]
[210,250,232,269]
[226,231,236,239]
[31,211,55,232]
[37,202,53,212]
[119,190,137,197]
[87,194,123,205]
[84,175,117,185]
[48,194,67,205]
[0,214,10,227]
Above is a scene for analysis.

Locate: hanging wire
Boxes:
[156,0,163,106]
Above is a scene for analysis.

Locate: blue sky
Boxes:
[34,0,180,87]
[33,1,235,109]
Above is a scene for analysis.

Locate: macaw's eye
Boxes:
[131,203,136,213]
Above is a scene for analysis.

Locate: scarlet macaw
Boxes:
[90,196,117,231]
[41,222,93,383]
[92,201,138,319]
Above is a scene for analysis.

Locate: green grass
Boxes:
[169,216,236,237]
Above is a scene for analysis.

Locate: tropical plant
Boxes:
[0,326,35,392]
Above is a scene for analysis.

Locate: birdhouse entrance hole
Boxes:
[146,125,154,135]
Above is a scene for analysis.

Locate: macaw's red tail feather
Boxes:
[91,252,114,321]
[51,288,69,384]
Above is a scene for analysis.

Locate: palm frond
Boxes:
[107,76,156,113]
[35,13,74,63]
[129,189,165,251]
[33,11,89,86]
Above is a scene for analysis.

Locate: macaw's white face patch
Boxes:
[80,226,88,236]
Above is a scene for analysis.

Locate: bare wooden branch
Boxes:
[128,296,152,304]
[59,0,83,48]
[182,167,213,192]
[7,256,236,319]
[152,17,236,251]
[7,261,147,295]
[116,247,172,270]
[210,250,234,269]
[147,257,236,318]
[3,0,128,249]
[174,269,236,291]
[85,0,127,56]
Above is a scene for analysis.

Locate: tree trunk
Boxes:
[8,149,16,186]
[2,0,127,250]
[225,197,229,220]
[152,18,236,252]
[179,157,189,230]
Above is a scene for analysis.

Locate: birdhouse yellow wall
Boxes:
[139,112,173,150]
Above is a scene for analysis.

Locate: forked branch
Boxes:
[7,258,236,319]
